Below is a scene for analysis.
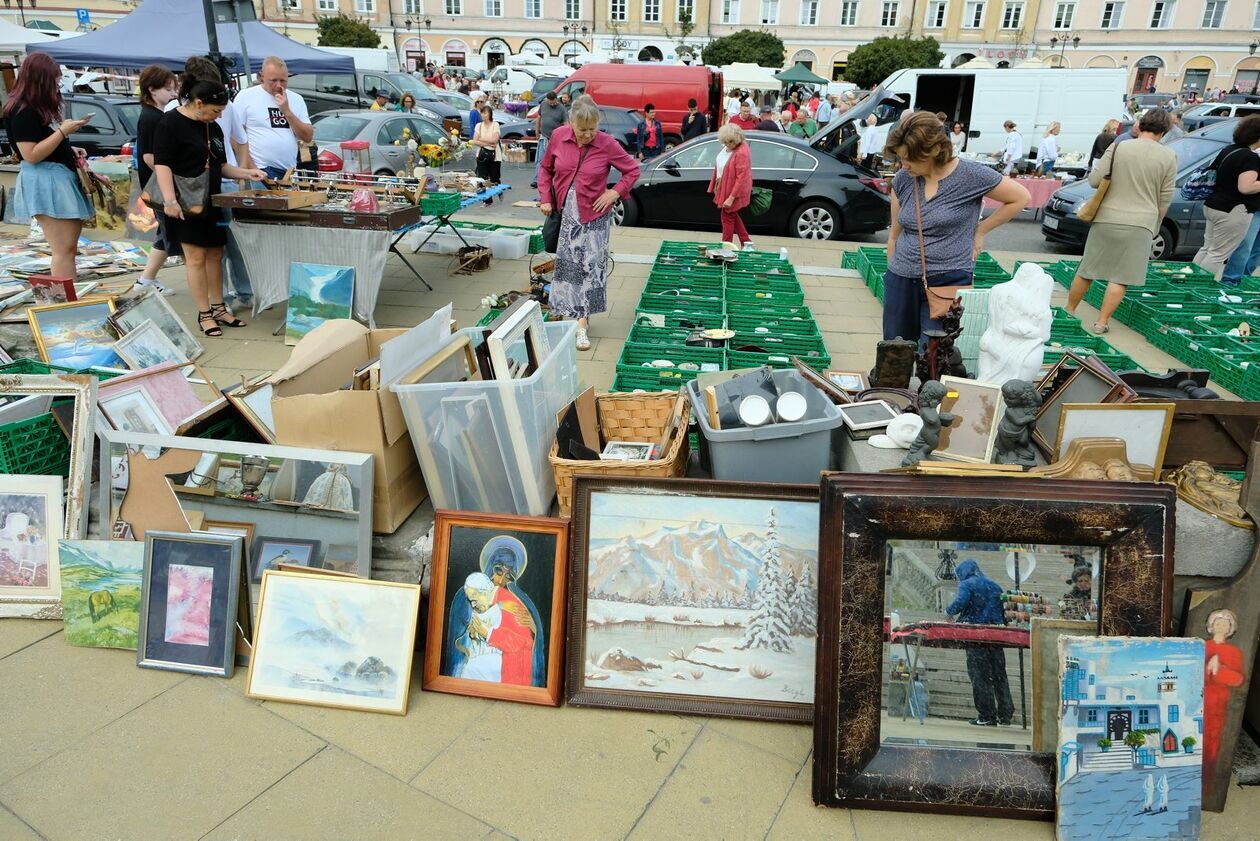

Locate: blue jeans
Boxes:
[1222,211,1260,286]
[534,134,548,183]
[882,268,973,346]
[260,165,289,181]
[217,181,253,301]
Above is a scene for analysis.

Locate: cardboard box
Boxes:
[270,320,426,534]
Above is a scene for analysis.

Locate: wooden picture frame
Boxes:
[222,376,276,444]
[567,476,820,722]
[396,334,479,386]
[424,510,569,706]
[1028,618,1095,752]
[1056,402,1175,476]
[486,299,549,381]
[813,474,1175,820]
[1033,353,1133,458]
[937,375,1004,464]
[793,358,852,405]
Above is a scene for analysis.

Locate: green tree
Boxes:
[316,13,381,48]
[842,36,944,90]
[701,30,785,69]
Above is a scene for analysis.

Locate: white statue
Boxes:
[977,263,1054,385]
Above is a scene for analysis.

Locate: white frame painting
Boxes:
[113,318,190,371]
[0,475,65,619]
[99,385,175,436]
[111,288,205,362]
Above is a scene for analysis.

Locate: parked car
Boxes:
[1,94,140,157]
[613,132,888,240]
[597,107,644,152]
[528,75,568,102]
[1182,101,1260,132]
[287,70,461,127]
[430,90,535,139]
[1130,93,1174,112]
[1040,120,1239,260]
[485,64,572,98]
[311,110,451,175]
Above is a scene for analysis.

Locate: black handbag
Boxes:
[542,146,590,253]
[140,123,211,216]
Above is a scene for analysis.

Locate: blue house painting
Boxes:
[1056,637,1204,841]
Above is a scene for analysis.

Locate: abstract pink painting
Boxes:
[164,563,214,645]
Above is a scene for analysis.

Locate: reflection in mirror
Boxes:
[884,540,1101,751]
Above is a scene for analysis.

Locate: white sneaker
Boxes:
[576,327,591,351]
[742,242,756,252]
[135,278,174,296]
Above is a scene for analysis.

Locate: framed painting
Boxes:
[1056,636,1204,841]
[137,530,243,677]
[424,510,568,706]
[0,475,65,619]
[58,540,145,649]
[28,275,76,306]
[813,473,1176,820]
[936,375,1004,464]
[246,570,421,715]
[286,263,355,346]
[1056,403,1176,476]
[0,374,95,542]
[1029,618,1094,752]
[112,318,190,370]
[567,476,820,722]
[250,536,322,581]
[99,385,175,436]
[1033,355,1133,458]
[222,376,276,444]
[837,400,899,432]
[110,287,204,362]
[98,362,223,434]
[827,370,870,394]
[27,299,123,369]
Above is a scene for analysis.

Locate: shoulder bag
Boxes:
[1181,146,1247,203]
[1077,141,1125,223]
[140,122,211,216]
[912,175,971,321]
[542,144,590,253]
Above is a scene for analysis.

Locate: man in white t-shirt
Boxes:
[234,55,313,180]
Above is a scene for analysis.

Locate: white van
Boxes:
[485,64,573,97]
[319,47,400,73]
[847,67,1128,158]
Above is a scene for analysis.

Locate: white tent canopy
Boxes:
[0,18,54,53]
[720,62,780,90]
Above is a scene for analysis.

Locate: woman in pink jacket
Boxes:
[709,123,754,251]
[538,96,641,351]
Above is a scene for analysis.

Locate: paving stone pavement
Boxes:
[2,222,1259,840]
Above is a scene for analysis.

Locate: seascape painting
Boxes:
[247,572,421,714]
[58,540,145,650]
[29,301,124,369]
[1056,636,1205,841]
[0,492,53,588]
[286,263,354,346]
[164,563,214,645]
[582,491,819,705]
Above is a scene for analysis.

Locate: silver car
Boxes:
[312,110,461,176]
[431,90,536,140]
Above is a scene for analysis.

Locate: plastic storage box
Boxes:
[685,368,844,483]
[391,322,579,516]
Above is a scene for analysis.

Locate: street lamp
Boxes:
[562,23,587,64]
[1048,33,1080,68]
[1251,39,1258,56]
[2,0,36,28]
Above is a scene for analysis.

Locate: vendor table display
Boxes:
[984,177,1063,215]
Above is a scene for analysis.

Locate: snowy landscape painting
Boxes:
[578,488,819,712]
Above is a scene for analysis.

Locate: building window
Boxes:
[644,0,660,19]
[880,0,899,24]
[1100,0,1124,24]
[610,0,627,19]
[484,0,501,14]
[1169,705,1179,722]
[1001,0,1023,27]
[1053,0,1074,26]
[444,0,461,12]
[963,0,984,26]
[1255,0,1260,26]
[402,0,421,11]
[524,0,541,15]
[926,0,946,25]
[1088,674,1095,685]
[1150,0,1173,26]
[677,0,694,20]
[1139,709,1151,725]
[318,0,336,8]
[354,0,374,11]
[839,0,858,23]
[1201,0,1225,26]
[281,0,300,10]
[800,0,819,23]
[721,0,740,19]
[1086,709,1098,722]
[565,0,580,16]
[759,0,779,23]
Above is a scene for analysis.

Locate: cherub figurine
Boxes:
[993,379,1042,467]
[902,381,956,467]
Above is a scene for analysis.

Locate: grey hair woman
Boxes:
[537,96,641,351]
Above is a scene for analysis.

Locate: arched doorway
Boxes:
[831,51,849,81]
[1236,57,1260,95]
[519,38,551,59]
[561,39,589,65]
[791,49,817,70]
[401,37,430,72]
[443,39,470,67]
[1133,55,1164,94]
[951,53,976,68]
[481,38,510,70]
[1086,55,1117,69]
[1183,56,1216,95]
[638,45,664,62]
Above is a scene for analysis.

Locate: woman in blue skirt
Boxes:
[3,52,94,281]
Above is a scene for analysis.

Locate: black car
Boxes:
[0,94,141,157]
[598,107,643,153]
[1040,121,1239,260]
[615,132,889,240]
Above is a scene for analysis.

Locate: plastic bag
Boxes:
[348,188,379,213]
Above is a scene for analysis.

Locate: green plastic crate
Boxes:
[1042,347,1142,374]
[841,251,858,270]
[643,280,724,303]
[633,309,727,330]
[610,371,685,392]
[616,342,725,374]
[0,412,69,476]
[728,347,831,371]
[725,302,815,321]
[420,190,461,215]
[724,287,806,308]
[627,324,694,346]
[724,273,804,298]
[727,312,821,338]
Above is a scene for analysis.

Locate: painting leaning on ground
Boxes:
[58,540,145,650]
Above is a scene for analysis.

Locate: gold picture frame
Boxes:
[1055,403,1176,476]
[27,298,120,368]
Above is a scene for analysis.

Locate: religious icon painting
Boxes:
[423,510,569,706]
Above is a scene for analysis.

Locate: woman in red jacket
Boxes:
[709,123,755,251]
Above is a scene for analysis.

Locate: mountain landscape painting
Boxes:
[58,540,145,650]
[247,572,421,714]
[582,490,819,705]
[285,263,355,346]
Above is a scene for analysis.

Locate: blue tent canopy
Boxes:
[27,0,354,75]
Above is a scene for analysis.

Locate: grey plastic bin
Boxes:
[686,369,844,483]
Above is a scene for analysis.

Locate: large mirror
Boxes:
[883,540,1100,751]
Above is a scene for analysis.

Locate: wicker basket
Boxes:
[549,391,691,516]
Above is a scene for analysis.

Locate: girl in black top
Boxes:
[153,80,265,337]
[134,63,179,295]
[1193,115,1260,280]
[2,51,92,281]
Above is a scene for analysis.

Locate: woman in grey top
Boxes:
[883,111,1029,344]
[1065,108,1176,334]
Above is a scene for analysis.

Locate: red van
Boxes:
[549,64,724,146]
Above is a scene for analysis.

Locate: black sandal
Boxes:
[209,302,246,328]
[197,310,223,337]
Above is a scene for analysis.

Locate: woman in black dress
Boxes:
[152,80,264,337]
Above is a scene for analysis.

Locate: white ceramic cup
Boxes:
[738,394,772,427]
